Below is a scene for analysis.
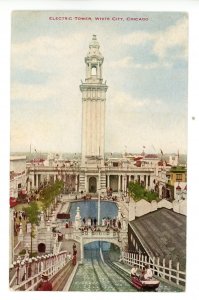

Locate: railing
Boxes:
[10,251,67,291]
[13,241,23,257]
[122,251,186,289]
[28,165,155,173]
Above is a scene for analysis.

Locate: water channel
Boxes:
[68,201,181,292]
[69,242,181,292]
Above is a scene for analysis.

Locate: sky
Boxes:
[11,11,188,155]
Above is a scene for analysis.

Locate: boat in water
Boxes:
[131,276,160,291]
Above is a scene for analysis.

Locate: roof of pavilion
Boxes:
[129,208,186,270]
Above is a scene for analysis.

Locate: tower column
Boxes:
[80,35,108,164]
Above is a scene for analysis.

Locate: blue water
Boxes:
[84,241,111,253]
[69,200,118,222]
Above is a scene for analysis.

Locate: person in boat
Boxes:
[140,266,146,280]
[131,265,138,278]
[144,264,153,280]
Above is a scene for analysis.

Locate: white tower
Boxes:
[80,35,108,165]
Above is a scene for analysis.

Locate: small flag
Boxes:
[160,149,163,155]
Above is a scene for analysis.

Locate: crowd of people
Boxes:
[78,216,122,235]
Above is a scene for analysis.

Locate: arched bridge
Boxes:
[61,227,128,262]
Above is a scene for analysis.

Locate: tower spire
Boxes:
[80,35,108,163]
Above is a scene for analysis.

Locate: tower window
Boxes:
[91,66,97,75]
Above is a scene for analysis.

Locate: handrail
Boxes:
[10,251,68,291]
[122,251,185,288]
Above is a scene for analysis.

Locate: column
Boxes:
[107,175,110,188]
[75,175,78,192]
[148,175,151,189]
[85,176,87,192]
[32,174,35,188]
[27,181,30,193]
[124,175,127,194]
[122,175,125,192]
[97,62,100,78]
[47,174,50,183]
[54,175,56,183]
[118,175,121,191]
[35,174,38,189]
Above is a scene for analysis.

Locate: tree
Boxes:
[40,180,64,218]
[128,181,159,202]
[23,201,40,257]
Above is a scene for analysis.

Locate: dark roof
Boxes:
[130,208,186,270]
[170,166,187,173]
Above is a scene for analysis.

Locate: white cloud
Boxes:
[11,82,56,101]
[108,56,171,70]
[11,33,87,72]
[10,15,187,153]
[108,90,163,114]
[119,17,188,60]
[153,17,188,59]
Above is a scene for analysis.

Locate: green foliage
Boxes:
[30,252,38,257]
[23,201,40,226]
[128,181,159,202]
[19,249,26,255]
[23,201,40,257]
[40,180,64,212]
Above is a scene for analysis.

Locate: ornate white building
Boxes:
[27,35,170,198]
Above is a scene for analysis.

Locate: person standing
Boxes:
[37,273,53,291]
[72,242,77,255]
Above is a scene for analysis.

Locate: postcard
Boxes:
[9,10,187,293]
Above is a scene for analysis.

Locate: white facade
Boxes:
[10,156,27,198]
[80,35,108,163]
[10,156,26,173]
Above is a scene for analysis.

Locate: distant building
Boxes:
[10,156,27,199]
[166,166,187,200]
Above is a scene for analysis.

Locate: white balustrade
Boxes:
[10,251,68,291]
